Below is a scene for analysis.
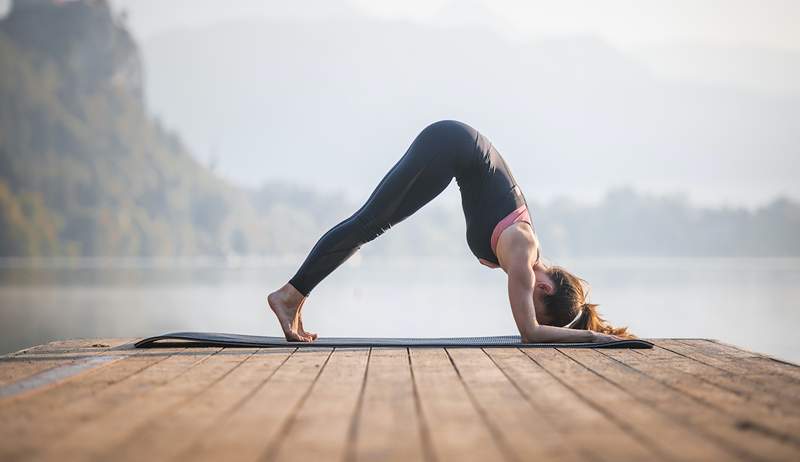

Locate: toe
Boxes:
[285,331,306,342]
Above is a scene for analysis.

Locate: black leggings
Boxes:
[288,120,479,296]
[289,120,527,295]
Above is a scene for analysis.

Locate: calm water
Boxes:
[1,256,798,363]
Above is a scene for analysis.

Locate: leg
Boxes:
[268,120,474,341]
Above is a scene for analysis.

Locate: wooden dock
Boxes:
[1,339,799,461]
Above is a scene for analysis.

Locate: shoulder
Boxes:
[498,221,536,250]
[496,222,537,268]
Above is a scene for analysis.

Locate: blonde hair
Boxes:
[543,266,634,338]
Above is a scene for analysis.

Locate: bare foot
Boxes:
[296,300,318,340]
[267,284,317,342]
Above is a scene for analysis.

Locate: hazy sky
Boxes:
[103,0,800,97]
[106,0,800,51]
[4,0,797,206]
[100,0,799,207]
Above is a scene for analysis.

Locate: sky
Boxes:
[106,0,800,51]
[101,0,800,97]
[3,0,798,207]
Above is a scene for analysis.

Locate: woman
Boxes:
[268,120,631,343]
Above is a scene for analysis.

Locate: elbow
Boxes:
[520,325,541,343]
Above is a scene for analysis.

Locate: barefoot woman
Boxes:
[268,120,631,343]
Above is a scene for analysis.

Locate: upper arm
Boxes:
[504,239,539,336]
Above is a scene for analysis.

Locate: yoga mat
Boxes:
[135,332,653,349]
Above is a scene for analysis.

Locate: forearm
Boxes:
[503,251,597,344]
[520,324,595,343]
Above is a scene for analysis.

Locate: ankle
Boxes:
[279,283,304,306]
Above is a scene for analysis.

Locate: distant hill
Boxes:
[0,0,346,257]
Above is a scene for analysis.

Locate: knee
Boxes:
[353,213,391,244]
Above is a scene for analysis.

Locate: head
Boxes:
[532,264,634,338]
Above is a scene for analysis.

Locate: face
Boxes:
[532,267,556,325]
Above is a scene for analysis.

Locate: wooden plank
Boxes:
[351,348,426,462]
[526,348,741,461]
[667,340,800,377]
[97,349,295,462]
[0,355,122,400]
[656,340,800,402]
[601,349,800,446]
[0,349,191,460]
[32,348,249,460]
[678,340,800,382]
[6,348,225,461]
[562,348,798,461]
[8,338,135,355]
[0,337,138,390]
[0,359,72,387]
[268,348,370,462]
[485,348,659,462]
[447,348,582,462]
[632,346,800,413]
[176,348,333,462]
[678,339,762,358]
[409,348,506,462]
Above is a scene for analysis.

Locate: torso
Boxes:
[480,220,540,271]
[458,129,535,265]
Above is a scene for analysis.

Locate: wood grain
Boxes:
[0,339,797,462]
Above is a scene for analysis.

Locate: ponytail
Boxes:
[543,266,635,338]
[579,302,634,338]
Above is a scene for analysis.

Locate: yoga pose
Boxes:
[268,120,631,343]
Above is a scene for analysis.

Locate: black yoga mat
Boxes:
[135,332,653,349]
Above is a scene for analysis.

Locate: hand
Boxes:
[591,331,624,343]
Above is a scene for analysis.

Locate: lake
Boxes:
[1,256,798,363]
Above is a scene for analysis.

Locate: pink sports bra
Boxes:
[489,204,538,263]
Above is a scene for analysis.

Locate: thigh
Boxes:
[354,122,467,228]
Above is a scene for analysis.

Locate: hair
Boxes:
[542,266,634,338]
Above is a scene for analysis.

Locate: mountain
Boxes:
[0,0,347,257]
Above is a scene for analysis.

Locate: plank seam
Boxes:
[344,347,372,462]
[523,348,675,461]
[171,347,298,461]
[481,349,605,462]
[650,344,800,406]
[100,347,265,458]
[596,349,800,449]
[0,355,123,400]
[657,342,800,390]
[31,348,225,460]
[445,348,517,462]
[259,348,335,462]
[0,348,190,407]
[407,347,437,462]
[676,339,800,375]
[558,349,768,462]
